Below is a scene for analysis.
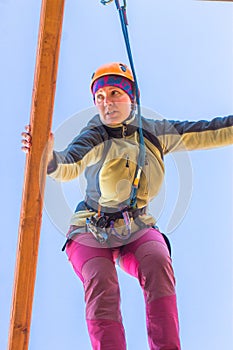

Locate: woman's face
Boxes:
[95,86,132,126]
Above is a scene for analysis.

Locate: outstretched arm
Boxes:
[157,115,233,154]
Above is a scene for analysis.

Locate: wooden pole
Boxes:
[8,0,65,349]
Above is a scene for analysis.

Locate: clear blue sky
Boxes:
[1,1,233,349]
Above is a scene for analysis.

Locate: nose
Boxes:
[103,94,113,106]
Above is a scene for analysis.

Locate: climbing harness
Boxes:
[100,0,146,209]
[62,211,172,256]
[86,201,148,243]
[61,201,148,250]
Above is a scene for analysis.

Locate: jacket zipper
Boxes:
[122,124,127,138]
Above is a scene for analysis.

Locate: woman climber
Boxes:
[21,62,233,350]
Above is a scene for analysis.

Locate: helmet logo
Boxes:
[119,63,127,72]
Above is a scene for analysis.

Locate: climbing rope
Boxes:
[100,0,145,208]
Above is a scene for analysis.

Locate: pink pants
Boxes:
[66,227,181,350]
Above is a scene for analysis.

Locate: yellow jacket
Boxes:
[48,114,233,233]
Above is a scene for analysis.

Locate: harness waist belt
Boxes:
[83,198,147,220]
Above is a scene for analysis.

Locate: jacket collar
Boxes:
[86,113,139,138]
[103,113,139,138]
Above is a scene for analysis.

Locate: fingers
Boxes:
[21,146,30,154]
[25,124,31,132]
[21,125,54,157]
[21,131,31,142]
[21,125,32,153]
[21,142,31,153]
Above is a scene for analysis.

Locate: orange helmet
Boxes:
[91,62,135,92]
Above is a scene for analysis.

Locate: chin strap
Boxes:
[100,0,145,208]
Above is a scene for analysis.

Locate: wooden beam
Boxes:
[8,0,65,349]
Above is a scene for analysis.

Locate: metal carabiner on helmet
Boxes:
[100,0,114,5]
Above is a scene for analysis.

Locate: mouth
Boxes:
[105,111,118,116]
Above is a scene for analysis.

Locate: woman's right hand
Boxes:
[21,125,54,164]
[21,125,32,153]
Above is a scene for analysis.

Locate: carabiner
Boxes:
[100,0,114,5]
[101,0,127,10]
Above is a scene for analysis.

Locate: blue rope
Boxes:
[101,0,146,208]
[114,0,146,207]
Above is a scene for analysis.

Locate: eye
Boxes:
[111,89,121,97]
[96,93,104,103]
